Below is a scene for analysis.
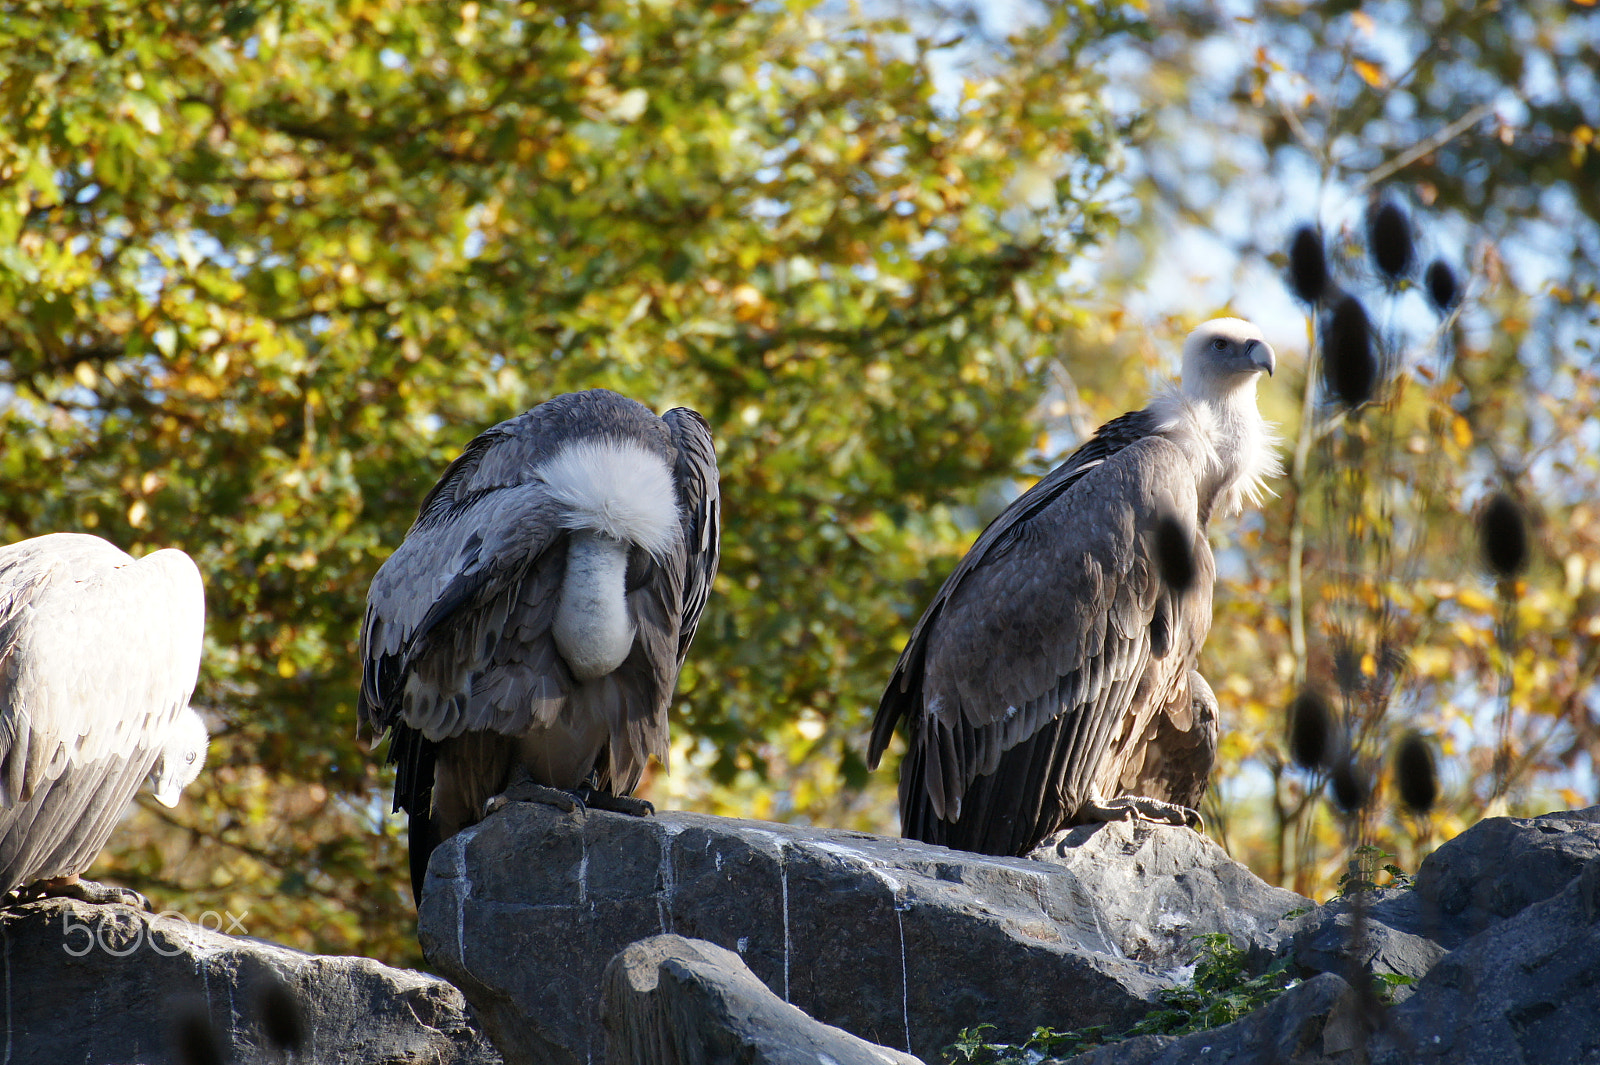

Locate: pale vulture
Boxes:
[0,533,208,905]
[869,319,1279,856]
[360,389,720,898]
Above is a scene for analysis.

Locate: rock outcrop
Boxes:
[0,897,502,1065]
[1064,972,1367,1065]
[603,934,923,1065]
[416,801,1307,1064]
[1367,848,1600,1064]
[21,802,1597,1064]
[1058,808,1600,1065]
[1278,809,1600,996]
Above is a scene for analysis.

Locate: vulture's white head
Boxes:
[1180,317,1275,400]
[1152,316,1281,516]
[148,705,210,808]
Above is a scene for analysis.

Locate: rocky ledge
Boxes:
[419,803,1600,1065]
[14,805,1598,1064]
[0,897,501,1064]
[416,802,1305,1063]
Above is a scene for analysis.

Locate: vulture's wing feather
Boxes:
[664,407,721,666]
[0,534,204,892]
[1108,668,1218,810]
[360,474,572,742]
[869,408,1155,766]
[877,435,1206,856]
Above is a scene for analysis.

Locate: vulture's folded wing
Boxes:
[664,407,721,666]
[880,436,1206,855]
[0,534,203,891]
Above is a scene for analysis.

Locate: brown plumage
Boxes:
[359,389,719,899]
[870,320,1278,857]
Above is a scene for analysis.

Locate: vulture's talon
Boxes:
[485,782,583,816]
[1082,796,1203,832]
[575,789,654,817]
[16,876,151,910]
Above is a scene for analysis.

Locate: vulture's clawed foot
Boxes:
[575,788,654,817]
[14,875,151,910]
[1081,796,1204,833]
[485,781,582,816]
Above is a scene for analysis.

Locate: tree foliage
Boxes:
[0,0,1136,961]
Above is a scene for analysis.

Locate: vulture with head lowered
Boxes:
[869,319,1279,857]
[0,533,208,906]
[360,389,720,899]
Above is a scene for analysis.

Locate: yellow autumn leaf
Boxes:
[1354,59,1386,89]
[1451,415,1473,449]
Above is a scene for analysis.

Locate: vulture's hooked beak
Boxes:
[1245,339,1275,377]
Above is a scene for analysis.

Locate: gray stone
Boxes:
[1280,807,1600,999]
[1410,807,1600,948]
[1283,888,1446,1000]
[1062,807,1600,1065]
[419,803,1308,1064]
[1034,819,1309,965]
[1367,853,1600,1065]
[0,897,502,1065]
[602,934,922,1065]
[1062,972,1367,1065]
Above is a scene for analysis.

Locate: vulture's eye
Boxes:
[185,752,198,764]
[1210,337,1229,351]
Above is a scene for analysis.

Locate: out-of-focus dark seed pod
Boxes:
[1479,490,1530,579]
[1321,294,1378,408]
[1287,690,1335,771]
[258,970,305,1054]
[168,995,226,1065]
[1425,259,1460,314]
[1394,731,1439,815]
[1378,642,1410,683]
[1332,640,1364,696]
[1287,225,1329,304]
[1330,758,1371,814]
[1152,511,1196,595]
[1368,199,1415,280]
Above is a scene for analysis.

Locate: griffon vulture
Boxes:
[869,319,1278,856]
[360,389,720,899]
[0,533,207,905]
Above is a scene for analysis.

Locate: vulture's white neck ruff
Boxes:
[1149,373,1281,521]
[541,439,681,559]
[542,437,681,680]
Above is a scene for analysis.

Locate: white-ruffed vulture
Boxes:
[869,319,1278,856]
[0,533,207,905]
[360,389,720,899]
